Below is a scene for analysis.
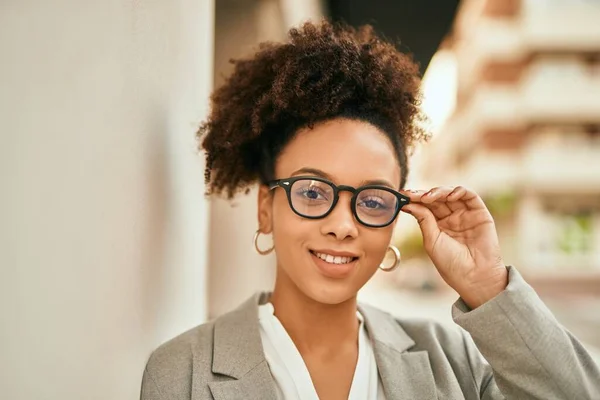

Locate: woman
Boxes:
[141,21,600,399]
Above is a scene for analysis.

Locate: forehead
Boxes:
[275,118,402,187]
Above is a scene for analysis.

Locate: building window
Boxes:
[583,54,600,76]
[584,124,600,143]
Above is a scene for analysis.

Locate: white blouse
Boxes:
[258,302,386,400]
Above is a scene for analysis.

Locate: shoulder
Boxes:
[146,320,215,372]
[398,315,482,372]
[360,303,483,375]
[400,316,468,349]
[399,312,494,387]
[360,302,468,350]
[395,313,494,396]
[142,320,216,399]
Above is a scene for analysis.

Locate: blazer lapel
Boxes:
[197,294,438,399]
[196,293,278,400]
[359,304,438,400]
[207,361,277,400]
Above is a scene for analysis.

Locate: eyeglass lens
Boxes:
[289,179,399,226]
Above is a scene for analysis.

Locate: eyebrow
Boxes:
[290,167,397,189]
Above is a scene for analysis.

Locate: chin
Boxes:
[298,277,360,305]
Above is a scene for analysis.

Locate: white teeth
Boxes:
[314,252,354,265]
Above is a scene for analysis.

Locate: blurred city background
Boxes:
[1,0,599,399]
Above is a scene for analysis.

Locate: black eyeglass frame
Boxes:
[267,176,410,228]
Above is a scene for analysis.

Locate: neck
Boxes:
[269,267,360,354]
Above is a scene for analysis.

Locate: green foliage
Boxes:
[557,212,593,254]
[484,191,517,219]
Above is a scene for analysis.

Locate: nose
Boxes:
[319,191,359,240]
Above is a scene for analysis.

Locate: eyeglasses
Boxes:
[268,176,410,228]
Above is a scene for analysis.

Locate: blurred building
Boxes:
[413,0,600,287]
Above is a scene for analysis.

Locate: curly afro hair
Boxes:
[198,20,429,199]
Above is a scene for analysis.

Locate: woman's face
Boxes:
[257,118,402,304]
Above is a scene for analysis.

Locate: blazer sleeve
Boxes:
[451,265,600,400]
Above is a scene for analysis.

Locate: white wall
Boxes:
[0,0,213,399]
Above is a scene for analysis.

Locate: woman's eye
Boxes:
[359,197,387,209]
[304,189,320,199]
[297,186,327,200]
[364,199,381,208]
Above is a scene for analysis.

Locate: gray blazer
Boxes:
[140,266,600,399]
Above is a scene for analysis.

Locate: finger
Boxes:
[400,189,428,203]
[402,187,454,219]
[447,200,467,212]
[447,186,486,210]
[401,203,440,247]
[420,186,456,204]
[420,187,455,219]
[447,186,466,202]
[424,201,453,220]
[446,187,469,212]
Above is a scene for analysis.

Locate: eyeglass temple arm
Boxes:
[267,180,286,190]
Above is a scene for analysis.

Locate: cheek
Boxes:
[271,193,309,246]
[270,191,291,222]
[361,228,394,266]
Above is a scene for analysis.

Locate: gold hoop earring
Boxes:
[253,229,274,255]
[379,245,401,272]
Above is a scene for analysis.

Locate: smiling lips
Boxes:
[309,249,359,279]
[312,251,356,265]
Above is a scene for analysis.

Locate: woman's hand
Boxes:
[400,186,508,309]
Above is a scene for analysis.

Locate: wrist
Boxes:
[459,266,509,309]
